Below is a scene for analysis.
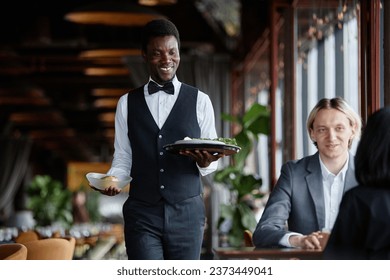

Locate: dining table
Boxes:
[213,246,323,260]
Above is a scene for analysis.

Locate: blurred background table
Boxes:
[3,222,127,260]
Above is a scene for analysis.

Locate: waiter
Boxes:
[90,19,223,260]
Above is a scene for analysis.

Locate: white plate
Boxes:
[86,172,131,190]
[174,139,226,145]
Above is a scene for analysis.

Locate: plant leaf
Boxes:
[237,202,257,231]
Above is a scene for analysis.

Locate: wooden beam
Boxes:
[270,1,278,188]
[282,4,297,162]
[384,0,390,106]
[359,0,381,122]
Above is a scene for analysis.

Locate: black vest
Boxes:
[127,83,202,204]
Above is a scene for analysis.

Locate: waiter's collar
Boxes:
[148,75,178,87]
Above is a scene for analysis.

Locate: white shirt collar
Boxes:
[148,75,180,95]
[319,155,349,181]
[149,75,179,86]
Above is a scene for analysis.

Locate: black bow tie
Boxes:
[148,81,174,95]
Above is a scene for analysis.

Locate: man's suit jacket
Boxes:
[252,152,357,248]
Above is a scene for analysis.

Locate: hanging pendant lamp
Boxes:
[64,1,166,27]
[138,0,177,6]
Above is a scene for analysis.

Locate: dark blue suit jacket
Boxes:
[252,152,357,248]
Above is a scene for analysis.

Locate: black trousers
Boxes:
[122,195,205,260]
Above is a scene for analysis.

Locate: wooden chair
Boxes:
[243,230,254,247]
[62,236,76,257]
[23,237,76,260]
[0,243,28,260]
[14,230,40,244]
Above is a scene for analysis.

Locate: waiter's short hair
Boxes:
[141,19,180,52]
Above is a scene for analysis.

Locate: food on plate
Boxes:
[86,172,131,190]
[182,136,238,146]
[165,137,240,156]
[101,175,119,181]
[100,175,119,188]
[212,137,238,146]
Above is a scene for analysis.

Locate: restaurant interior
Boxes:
[0,0,389,260]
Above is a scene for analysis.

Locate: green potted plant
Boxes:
[27,175,73,228]
[214,102,270,247]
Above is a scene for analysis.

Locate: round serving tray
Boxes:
[163,142,241,156]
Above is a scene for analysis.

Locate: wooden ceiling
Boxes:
[1,0,270,178]
[0,0,351,180]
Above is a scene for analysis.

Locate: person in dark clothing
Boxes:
[90,19,223,259]
[323,107,390,259]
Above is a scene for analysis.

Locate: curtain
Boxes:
[0,136,32,223]
[178,53,231,136]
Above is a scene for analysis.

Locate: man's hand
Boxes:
[289,231,326,249]
[179,149,224,167]
[89,185,121,196]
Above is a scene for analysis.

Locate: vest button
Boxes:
[160,185,165,189]
[160,169,164,172]
[160,152,163,156]
[159,135,162,139]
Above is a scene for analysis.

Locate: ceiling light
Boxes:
[103,128,115,138]
[98,112,115,123]
[0,96,50,106]
[79,49,141,58]
[92,88,129,97]
[84,67,130,76]
[65,2,166,26]
[93,98,119,109]
[9,112,66,125]
[138,0,177,6]
[29,129,76,139]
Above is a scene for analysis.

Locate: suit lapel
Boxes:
[305,153,326,229]
[305,152,357,230]
[344,153,358,193]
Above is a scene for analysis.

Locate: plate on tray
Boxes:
[86,172,131,190]
[163,139,241,156]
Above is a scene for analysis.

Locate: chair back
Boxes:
[0,243,28,260]
[62,236,76,257]
[244,230,254,247]
[24,237,76,260]
[14,230,40,244]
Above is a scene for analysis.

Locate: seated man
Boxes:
[252,97,362,249]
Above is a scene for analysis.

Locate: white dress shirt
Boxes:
[319,156,348,231]
[107,76,219,179]
[279,155,348,247]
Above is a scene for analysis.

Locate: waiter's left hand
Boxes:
[180,149,224,167]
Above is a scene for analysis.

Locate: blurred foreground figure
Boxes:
[324,107,390,259]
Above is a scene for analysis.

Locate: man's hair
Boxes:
[141,19,180,52]
[355,107,390,187]
[306,97,362,149]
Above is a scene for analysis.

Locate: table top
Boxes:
[213,246,323,260]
